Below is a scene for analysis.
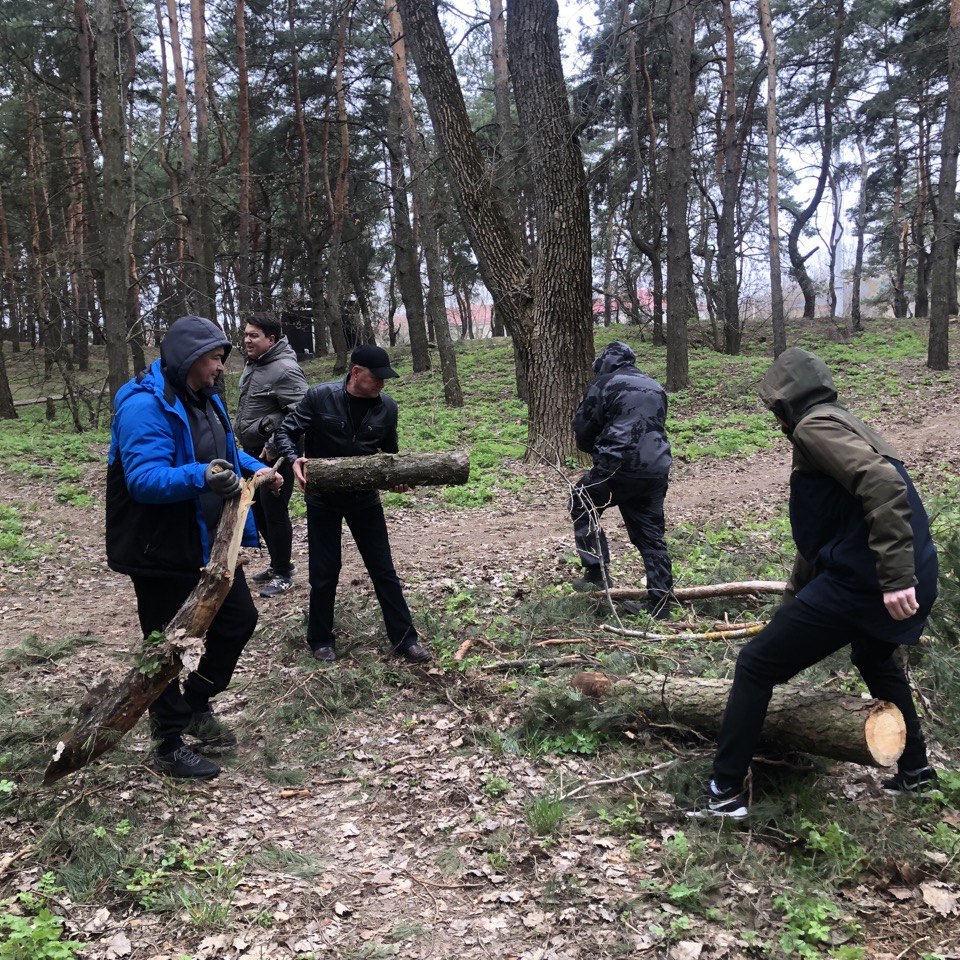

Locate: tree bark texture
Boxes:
[236,0,252,315]
[92,0,130,400]
[759,0,786,355]
[850,134,868,331]
[665,0,696,390]
[44,473,268,784]
[304,450,469,495]
[570,671,905,769]
[929,0,960,370]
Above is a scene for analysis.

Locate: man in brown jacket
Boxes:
[689,348,939,818]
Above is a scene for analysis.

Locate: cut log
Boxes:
[305,450,469,494]
[570,671,905,769]
[593,580,787,601]
[43,469,273,785]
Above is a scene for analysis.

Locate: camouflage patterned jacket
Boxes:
[572,341,672,478]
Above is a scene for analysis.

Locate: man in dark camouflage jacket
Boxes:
[570,341,674,617]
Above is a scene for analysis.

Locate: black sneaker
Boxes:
[572,567,614,592]
[184,710,238,753]
[311,645,337,662]
[686,780,749,819]
[150,745,220,780]
[882,767,940,797]
[252,563,295,584]
[259,574,294,598]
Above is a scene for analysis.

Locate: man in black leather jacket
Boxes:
[273,344,430,663]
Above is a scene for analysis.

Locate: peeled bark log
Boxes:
[571,671,905,769]
[592,580,787,601]
[44,473,267,785]
[305,451,469,494]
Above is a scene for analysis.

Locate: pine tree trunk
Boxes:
[850,135,868,332]
[236,0,252,316]
[571,672,905,769]
[665,0,696,390]
[0,343,16,420]
[929,0,960,369]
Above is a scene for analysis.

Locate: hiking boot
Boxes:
[184,710,238,753]
[572,567,614,593]
[259,574,294,598]
[685,779,749,820]
[882,766,940,797]
[150,745,220,780]
[395,642,431,664]
[252,563,295,584]
[311,645,337,663]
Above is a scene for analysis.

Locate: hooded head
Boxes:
[758,347,838,432]
[160,315,232,393]
[593,341,637,377]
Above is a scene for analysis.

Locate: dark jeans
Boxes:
[570,469,673,604]
[132,569,258,752]
[713,598,928,790]
[306,494,418,653]
[251,457,295,576]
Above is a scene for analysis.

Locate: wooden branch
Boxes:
[600,624,764,642]
[592,580,787,601]
[43,469,275,785]
[571,671,905,769]
[305,450,469,494]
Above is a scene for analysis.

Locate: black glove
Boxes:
[204,459,242,499]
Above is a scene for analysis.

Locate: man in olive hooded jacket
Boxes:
[690,348,939,819]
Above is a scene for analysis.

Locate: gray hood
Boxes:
[593,341,636,377]
[160,315,232,392]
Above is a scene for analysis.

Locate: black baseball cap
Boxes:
[350,344,399,379]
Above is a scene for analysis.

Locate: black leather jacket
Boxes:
[273,377,399,466]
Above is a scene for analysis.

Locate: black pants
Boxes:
[712,598,928,790]
[570,469,673,604]
[306,494,417,653]
[132,569,258,751]
[251,457,295,576]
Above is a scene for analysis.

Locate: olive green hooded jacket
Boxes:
[758,348,936,638]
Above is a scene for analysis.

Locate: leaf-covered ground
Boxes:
[2,322,960,960]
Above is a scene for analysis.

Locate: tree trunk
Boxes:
[93,0,131,399]
[0,186,20,354]
[665,0,696,390]
[570,672,905,769]
[759,0,786,355]
[236,0,252,316]
[189,0,217,320]
[44,473,273,784]
[397,0,592,462]
[0,343,16,420]
[929,0,960,369]
[850,134,868,332]
[305,450,469,495]
[786,0,844,321]
[385,1,434,373]
[717,0,741,355]
[489,0,522,239]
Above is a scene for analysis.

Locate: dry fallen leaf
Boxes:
[104,931,131,959]
[920,881,960,916]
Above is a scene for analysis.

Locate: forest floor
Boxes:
[2,323,960,960]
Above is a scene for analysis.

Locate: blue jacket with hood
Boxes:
[106,316,263,577]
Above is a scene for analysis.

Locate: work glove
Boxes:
[204,459,242,499]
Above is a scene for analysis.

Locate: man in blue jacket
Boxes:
[106,315,280,779]
[570,341,674,618]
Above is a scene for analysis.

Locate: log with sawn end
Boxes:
[570,671,905,769]
[304,450,469,494]
[43,468,274,785]
[592,580,787,602]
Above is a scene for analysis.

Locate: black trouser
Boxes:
[132,569,258,752]
[305,494,417,653]
[570,469,673,606]
[250,456,295,577]
[712,598,928,790]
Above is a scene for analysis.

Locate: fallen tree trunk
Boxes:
[570,671,904,769]
[43,471,269,785]
[305,450,469,494]
[593,580,787,601]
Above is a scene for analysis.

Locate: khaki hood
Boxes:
[758,347,838,431]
